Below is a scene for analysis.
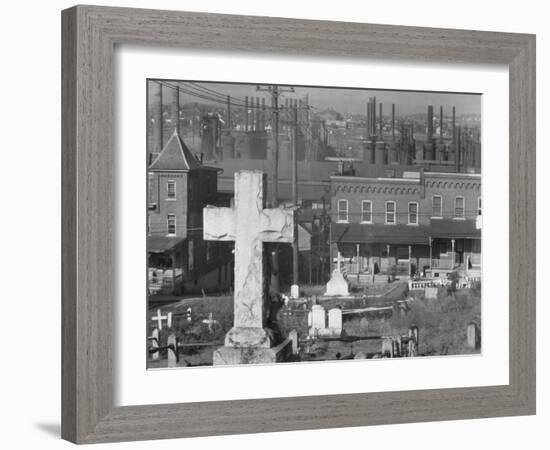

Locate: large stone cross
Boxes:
[203,170,294,349]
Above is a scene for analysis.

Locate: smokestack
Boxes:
[391,104,395,140]
[244,96,249,131]
[372,97,376,138]
[456,125,461,172]
[256,97,260,131]
[250,96,255,130]
[366,101,371,138]
[452,106,456,144]
[367,96,377,139]
[427,105,434,140]
[261,97,266,130]
[174,84,181,135]
[151,81,163,155]
[226,95,231,132]
[305,94,310,127]
[285,98,290,133]
[379,103,383,138]
[439,106,443,141]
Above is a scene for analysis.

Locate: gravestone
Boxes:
[407,326,419,357]
[425,286,438,299]
[150,327,159,361]
[324,253,349,296]
[151,309,171,330]
[167,334,177,368]
[328,308,342,334]
[467,322,480,350]
[204,171,295,365]
[288,329,299,355]
[290,284,300,299]
[382,337,394,357]
[309,305,326,336]
[202,312,218,333]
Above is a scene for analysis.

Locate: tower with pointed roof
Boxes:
[147,129,231,294]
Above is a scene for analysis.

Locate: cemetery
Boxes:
[147,171,481,369]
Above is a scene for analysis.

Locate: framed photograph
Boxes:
[62,5,535,444]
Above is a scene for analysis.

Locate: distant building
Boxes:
[147,129,233,294]
[330,170,481,279]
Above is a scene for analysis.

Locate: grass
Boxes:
[148,283,482,366]
[389,285,482,355]
[148,295,233,365]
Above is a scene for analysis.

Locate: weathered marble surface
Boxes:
[309,304,326,335]
[203,171,295,360]
[213,338,292,365]
[324,269,349,297]
[328,307,342,332]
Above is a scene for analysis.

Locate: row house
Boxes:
[330,170,481,279]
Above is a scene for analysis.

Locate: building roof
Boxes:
[211,159,337,200]
[149,129,202,172]
[331,223,431,245]
[148,235,186,254]
[429,219,481,239]
[331,219,480,245]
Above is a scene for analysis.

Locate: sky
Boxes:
[149,79,482,117]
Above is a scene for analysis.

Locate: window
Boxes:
[408,202,419,225]
[361,200,372,223]
[397,246,409,260]
[385,201,396,224]
[167,214,176,235]
[454,196,465,219]
[167,180,176,199]
[432,195,442,218]
[478,197,482,215]
[337,199,348,222]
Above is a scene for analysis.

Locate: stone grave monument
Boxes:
[466,322,480,350]
[204,171,295,365]
[324,252,350,296]
[308,304,326,336]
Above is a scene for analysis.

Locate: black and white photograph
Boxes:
[146,80,482,368]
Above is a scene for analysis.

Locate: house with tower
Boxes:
[147,129,233,294]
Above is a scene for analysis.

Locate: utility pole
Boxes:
[256,84,295,299]
[226,95,231,131]
[175,83,181,135]
[292,100,299,288]
[256,85,294,207]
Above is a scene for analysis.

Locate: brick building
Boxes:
[330,169,481,279]
[147,129,233,294]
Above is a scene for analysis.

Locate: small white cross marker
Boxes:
[151,309,172,330]
[202,312,218,332]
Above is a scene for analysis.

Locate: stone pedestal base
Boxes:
[324,269,349,296]
[213,338,292,366]
[224,326,271,348]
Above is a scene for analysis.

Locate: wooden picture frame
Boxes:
[61,5,536,444]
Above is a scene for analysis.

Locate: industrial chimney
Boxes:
[151,81,163,156]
